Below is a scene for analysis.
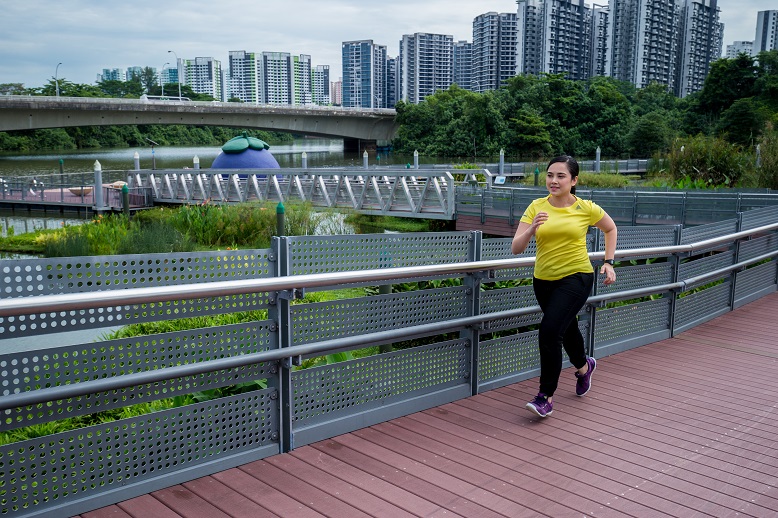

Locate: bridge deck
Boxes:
[79,292,778,518]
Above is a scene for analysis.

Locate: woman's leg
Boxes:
[533,273,594,397]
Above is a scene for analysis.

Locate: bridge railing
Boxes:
[0,206,777,518]
[129,168,457,219]
[456,186,778,226]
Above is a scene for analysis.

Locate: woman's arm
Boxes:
[511,211,548,254]
[595,212,617,285]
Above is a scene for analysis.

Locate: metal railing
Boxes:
[0,206,777,518]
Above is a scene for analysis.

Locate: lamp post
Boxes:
[161,62,169,97]
[167,50,182,99]
[55,62,62,97]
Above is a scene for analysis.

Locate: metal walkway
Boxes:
[80,292,778,518]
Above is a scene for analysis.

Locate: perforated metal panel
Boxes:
[0,390,278,518]
[735,262,777,302]
[481,237,536,280]
[681,219,739,245]
[0,321,275,431]
[675,281,731,330]
[634,193,684,224]
[740,201,778,227]
[596,262,675,296]
[479,330,539,383]
[738,233,778,262]
[594,298,671,345]
[595,225,678,254]
[684,195,739,225]
[292,339,469,427]
[678,251,735,284]
[284,232,472,275]
[0,250,274,339]
[291,287,470,346]
[480,286,536,314]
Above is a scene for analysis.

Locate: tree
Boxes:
[140,67,158,94]
[627,112,674,157]
[697,54,757,116]
[716,97,766,146]
[0,83,26,95]
[507,107,552,158]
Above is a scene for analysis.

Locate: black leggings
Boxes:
[533,272,594,397]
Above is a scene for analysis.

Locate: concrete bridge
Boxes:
[0,95,399,151]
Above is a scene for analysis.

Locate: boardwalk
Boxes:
[80,293,778,518]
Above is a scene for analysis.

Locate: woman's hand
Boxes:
[600,263,616,285]
[531,211,548,231]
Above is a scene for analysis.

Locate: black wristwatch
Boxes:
[604,259,615,265]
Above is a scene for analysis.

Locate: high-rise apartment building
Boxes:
[261,52,293,104]
[184,57,222,100]
[755,10,778,53]
[292,54,313,105]
[387,57,399,108]
[399,33,453,104]
[589,3,612,78]
[99,68,125,82]
[610,0,681,92]
[159,66,178,89]
[228,51,259,103]
[473,12,518,92]
[453,41,473,90]
[725,41,754,58]
[677,0,722,98]
[311,65,331,105]
[342,40,387,108]
[331,78,342,106]
[517,0,592,81]
[126,67,144,81]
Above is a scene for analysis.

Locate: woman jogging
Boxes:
[511,155,617,418]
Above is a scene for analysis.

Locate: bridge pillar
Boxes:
[343,138,377,154]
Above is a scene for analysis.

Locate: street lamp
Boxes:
[55,62,62,97]
[167,50,182,99]
[161,62,170,97]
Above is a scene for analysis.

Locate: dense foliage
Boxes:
[394,51,778,179]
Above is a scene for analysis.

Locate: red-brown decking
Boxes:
[80,293,778,518]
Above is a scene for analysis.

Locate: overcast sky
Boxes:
[1,0,774,89]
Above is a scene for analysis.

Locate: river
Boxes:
[0,138,428,240]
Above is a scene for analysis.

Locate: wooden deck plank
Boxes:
[181,477,276,517]
[80,292,778,518]
[148,485,232,518]
[289,446,464,518]
[239,459,373,517]
[211,468,325,518]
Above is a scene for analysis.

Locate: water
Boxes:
[0,138,422,178]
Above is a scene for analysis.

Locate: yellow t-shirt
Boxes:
[520,196,604,280]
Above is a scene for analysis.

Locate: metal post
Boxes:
[301,151,308,169]
[413,150,419,170]
[121,184,130,217]
[534,167,540,186]
[193,156,200,170]
[595,146,601,172]
[276,202,285,236]
[363,150,369,169]
[499,148,504,175]
[59,158,64,203]
[93,160,104,213]
[133,152,140,171]
[55,62,62,97]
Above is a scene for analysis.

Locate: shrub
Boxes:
[666,135,752,187]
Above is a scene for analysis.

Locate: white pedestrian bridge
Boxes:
[0,95,399,143]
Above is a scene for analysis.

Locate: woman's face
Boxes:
[546,162,577,197]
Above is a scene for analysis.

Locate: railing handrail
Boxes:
[1,221,775,319]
